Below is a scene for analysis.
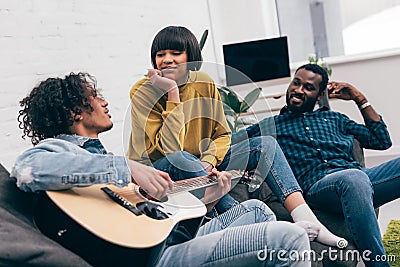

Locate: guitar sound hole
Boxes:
[136,202,169,220]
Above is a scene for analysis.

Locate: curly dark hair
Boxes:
[18,72,98,145]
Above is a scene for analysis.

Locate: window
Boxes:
[275,0,400,61]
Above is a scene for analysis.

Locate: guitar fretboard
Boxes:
[168,176,219,194]
[167,170,243,194]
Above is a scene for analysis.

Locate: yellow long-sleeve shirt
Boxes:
[127,71,231,167]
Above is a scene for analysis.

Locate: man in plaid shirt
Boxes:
[232,63,399,267]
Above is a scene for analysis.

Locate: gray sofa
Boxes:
[0,163,91,266]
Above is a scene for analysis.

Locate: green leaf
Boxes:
[199,29,208,51]
[222,102,237,117]
[226,91,241,113]
[218,86,233,94]
[218,86,241,114]
[218,87,228,103]
[240,87,262,113]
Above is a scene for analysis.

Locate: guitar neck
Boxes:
[167,170,243,195]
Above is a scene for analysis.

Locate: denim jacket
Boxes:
[10,134,130,192]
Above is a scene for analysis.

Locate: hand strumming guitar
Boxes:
[127,160,174,200]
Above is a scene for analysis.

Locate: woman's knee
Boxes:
[160,151,207,179]
[166,151,202,167]
[166,151,198,161]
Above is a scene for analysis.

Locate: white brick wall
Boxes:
[0,0,216,170]
[2,0,399,173]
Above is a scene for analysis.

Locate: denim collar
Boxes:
[56,134,108,154]
[56,134,93,146]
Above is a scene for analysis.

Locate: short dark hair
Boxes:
[150,26,203,71]
[295,63,329,93]
[18,72,98,145]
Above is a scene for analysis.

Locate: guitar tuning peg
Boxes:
[237,170,263,192]
[57,229,67,236]
[248,183,261,192]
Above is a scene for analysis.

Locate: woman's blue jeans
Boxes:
[305,157,400,267]
[153,136,302,214]
[219,135,302,202]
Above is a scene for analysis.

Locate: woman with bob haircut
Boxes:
[127,25,347,249]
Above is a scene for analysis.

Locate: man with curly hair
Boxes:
[10,72,311,267]
[14,72,174,198]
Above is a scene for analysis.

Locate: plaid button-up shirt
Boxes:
[232,106,392,192]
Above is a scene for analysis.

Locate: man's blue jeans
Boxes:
[153,136,302,214]
[156,199,311,267]
[305,157,400,267]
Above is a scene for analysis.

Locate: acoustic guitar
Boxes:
[38,170,255,247]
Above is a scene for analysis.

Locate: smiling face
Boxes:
[286,68,324,113]
[154,49,188,85]
[150,26,203,81]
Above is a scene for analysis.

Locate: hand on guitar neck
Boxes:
[201,169,232,212]
[128,159,234,207]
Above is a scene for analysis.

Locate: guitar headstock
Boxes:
[232,170,263,192]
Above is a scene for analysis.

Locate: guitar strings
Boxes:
[113,170,244,197]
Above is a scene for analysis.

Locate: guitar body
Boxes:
[35,184,207,267]
[47,184,206,248]
[33,170,248,266]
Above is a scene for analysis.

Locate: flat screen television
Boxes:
[223,36,290,87]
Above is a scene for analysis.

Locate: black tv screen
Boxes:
[223,36,290,86]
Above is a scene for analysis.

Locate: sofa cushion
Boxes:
[0,164,91,266]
